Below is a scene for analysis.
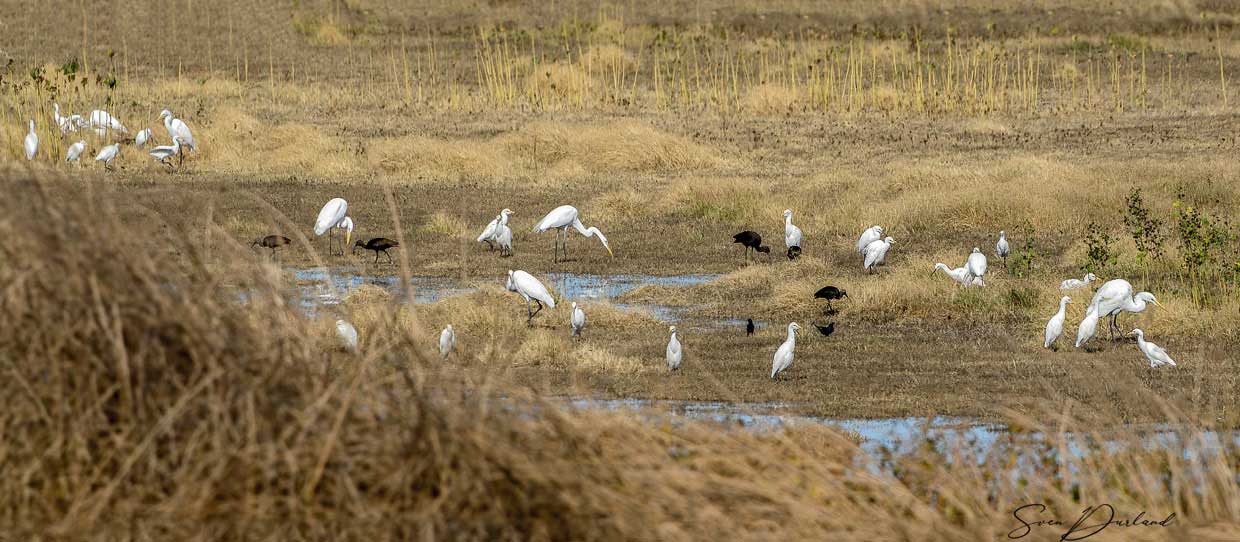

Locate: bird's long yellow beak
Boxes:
[345,231,351,248]
[1153,299,1164,308]
[607,246,614,257]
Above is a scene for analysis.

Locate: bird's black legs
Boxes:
[485,240,494,251]
[385,250,394,265]
[531,299,544,320]
[525,299,544,322]
[374,251,380,264]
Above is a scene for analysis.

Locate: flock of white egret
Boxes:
[22,104,196,170]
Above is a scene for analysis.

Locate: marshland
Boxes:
[3,0,1240,539]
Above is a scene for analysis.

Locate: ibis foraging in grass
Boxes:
[532,205,612,263]
[813,285,848,314]
[571,302,586,337]
[1060,273,1098,292]
[746,318,755,336]
[1129,329,1177,368]
[314,198,349,256]
[770,322,801,379]
[507,270,556,323]
[94,143,120,170]
[666,326,683,371]
[251,235,291,258]
[23,120,37,161]
[815,322,835,337]
[65,140,86,163]
[1044,296,1071,349]
[353,238,400,264]
[863,237,894,273]
[732,231,771,262]
[439,325,456,360]
[856,225,883,254]
[783,210,802,260]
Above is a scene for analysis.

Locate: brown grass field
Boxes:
[3,0,1240,538]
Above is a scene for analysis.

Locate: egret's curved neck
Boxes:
[785,214,793,227]
[786,328,797,342]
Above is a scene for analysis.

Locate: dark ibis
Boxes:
[746,318,755,336]
[251,235,291,258]
[786,246,802,260]
[815,322,835,337]
[813,286,848,314]
[354,238,400,264]
[732,231,771,262]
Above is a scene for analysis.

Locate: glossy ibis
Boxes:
[251,235,291,258]
[732,231,771,262]
[815,322,835,337]
[354,238,400,264]
[783,210,802,260]
[787,246,802,260]
[746,318,755,336]
[532,205,612,263]
[813,286,848,313]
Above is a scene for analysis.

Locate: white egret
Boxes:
[53,103,67,128]
[666,326,683,371]
[966,247,988,286]
[336,216,354,250]
[506,270,556,322]
[148,136,183,169]
[477,208,513,251]
[313,198,349,256]
[996,231,1010,263]
[65,140,86,162]
[336,319,359,352]
[159,109,196,148]
[23,120,37,161]
[570,302,586,337]
[1060,273,1098,292]
[496,224,513,257]
[862,237,894,273]
[932,263,982,287]
[1074,310,1100,349]
[134,128,152,148]
[1044,296,1071,349]
[94,143,120,169]
[1086,279,1161,340]
[856,225,883,254]
[532,205,613,262]
[53,103,79,133]
[783,209,803,260]
[1129,329,1177,368]
[87,109,127,134]
[439,324,456,359]
[770,322,801,379]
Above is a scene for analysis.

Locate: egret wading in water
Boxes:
[783,210,803,260]
[477,209,513,251]
[533,205,612,263]
[159,109,196,165]
[23,120,37,161]
[134,128,152,149]
[1128,329,1177,368]
[1060,273,1098,292]
[353,238,399,264]
[732,231,771,262]
[439,325,456,360]
[966,247,988,286]
[251,235,291,258]
[1044,296,1072,349]
[507,270,556,323]
[148,136,183,169]
[336,320,359,352]
[863,237,895,273]
[570,302,586,337]
[95,143,120,170]
[65,140,86,163]
[666,326,683,371]
[995,231,1010,265]
[313,198,350,256]
[770,322,801,379]
[856,225,883,254]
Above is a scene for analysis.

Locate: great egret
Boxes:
[87,109,127,134]
[732,231,771,262]
[23,120,37,161]
[148,136,183,169]
[496,224,513,257]
[353,238,399,264]
[746,319,754,336]
[439,325,456,359]
[314,198,349,255]
[570,302,586,337]
[932,263,983,287]
[1087,279,1161,340]
[1060,273,1098,292]
[770,322,801,379]
[856,225,883,254]
[813,285,847,313]
[94,143,120,169]
[783,210,803,260]
[996,231,1010,264]
[863,237,894,273]
[816,322,835,337]
[1129,329,1177,368]
[336,319,359,352]
[251,235,291,258]
[532,205,612,262]
[666,326,682,371]
[477,208,513,250]
[966,248,988,286]
[337,216,354,247]
[135,128,152,148]
[506,270,556,322]
[65,140,86,162]
[159,109,196,164]
[1044,296,1071,349]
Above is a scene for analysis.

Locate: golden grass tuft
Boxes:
[421,211,470,238]
[742,84,801,113]
[368,135,506,179]
[525,62,592,100]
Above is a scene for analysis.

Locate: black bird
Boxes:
[251,235,291,258]
[746,318,755,336]
[353,237,400,264]
[787,245,802,260]
[813,285,848,314]
[732,231,771,262]
[816,322,835,337]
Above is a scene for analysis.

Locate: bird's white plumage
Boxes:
[1060,273,1098,292]
[863,237,894,271]
[315,198,349,236]
[148,136,182,164]
[336,319,359,352]
[478,208,513,245]
[23,120,37,161]
[94,143,120,166]
[87,110,127,134]
[496,224,513,254]
[933,263,982,287]
[159,109,196,150]
[135,128,152,148]
[507,270,556,309]
[1075,309,1100,348]
[856,225,883,254]
[439,325,456,359]
[571,302,586,336]
[1044,296,1071,348]
[783,210,802,249]
[66,140,86,162]
[666,326,682,370]
[1088,279,1134,319]
[533,205,613,257]
[996,231,1010,259]
[1130,329,1176,368]
[966,247,988,286]
[770,322,800,378]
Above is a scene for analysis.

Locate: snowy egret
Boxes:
[336,319,359,352]
[506,270,556,322]
[251,235,291,258]
[159,109,196,163]
[1044,296,1071,349]
[1060,273,1098,292]
[1128,329,1177,368]
[94,143,120,169]
[856,225,883,254]
[134,128,152,148]
[87,110,127,134]
[813,285,847,313]
[570,302,586,337]
[477,208,513,250]
[313,198,349,255]
[148,136,183,169]
[770,322,801,379]
[65,140,86,162]
[23,120,37,160]
[439,325,456,360]
[966,248,988,286]
[496,224,513,257]
[533,205,612,262]
[733,231,771,262]
[996,231,1010,263]
[863,237,894,273]
[815,322,835,337]
[353,238,399,264]
[783,210,802,260]
[666,326,682,371]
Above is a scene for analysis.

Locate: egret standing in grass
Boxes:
[23,120,37,161]
[1060,273,1098,292]
[496,222,513,257]
[783,209,802,260]
[336,319,358,352]
[533,205,613,263]
[336,216,354,251]
[53,103,72,132]
[148,136,183,169]
[314,198,349,256]
[439,324,456,360]
[932,263,982,287]
[1129,329,1177,368]
[856,225,883,254]
[159,109,196,164]
[87,109,127,135]
[94,143,120,170]
[966,247,988,286]
[1084,279,1161,342]
[570,302,586,337]
[863,237,894,273]
[507,270,556,323]
[996,231,1010,264]
[134,128,152,149]
[1044,296,1071,349]
[666,326,683,371]
[477,208,513,251]
[770,322,801,379]
[1075,310,1100,349]
[65,140,86,163]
